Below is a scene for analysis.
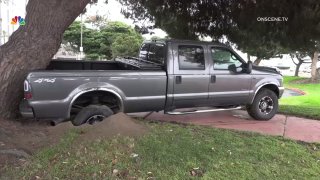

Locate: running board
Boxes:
[166,106,242,115]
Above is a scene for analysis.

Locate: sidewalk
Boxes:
[129,110,320,143]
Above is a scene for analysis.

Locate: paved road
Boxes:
[129,110,320,143]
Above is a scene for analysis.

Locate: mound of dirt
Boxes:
[76,113,149,142]
[0,118,65,172]
[0,113,148,172]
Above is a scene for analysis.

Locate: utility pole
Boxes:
[6,0,9,40]
[25,0,27,12]
[11,0,14,33]
[2,31,5,44]
[0,0,3,46]
[80,14,83,60]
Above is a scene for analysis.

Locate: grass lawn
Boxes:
[3,122,320,179]
[279,76,320,120]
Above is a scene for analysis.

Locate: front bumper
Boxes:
[279,87,285,98]
[19,99,35,118]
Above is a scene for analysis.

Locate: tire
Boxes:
[72,105,113,126]
[246,88,278,121]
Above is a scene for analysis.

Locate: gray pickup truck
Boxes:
[20,39,284,126]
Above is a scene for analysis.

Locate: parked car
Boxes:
[302,64,320,73]
[302,66,311,73]
[20,39,284,126]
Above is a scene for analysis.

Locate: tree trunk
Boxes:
[253,58,262,65]
[0,0,90,119]
[311,51,319,82]
[294,61,303,77]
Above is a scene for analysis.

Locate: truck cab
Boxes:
[140,40,283,113]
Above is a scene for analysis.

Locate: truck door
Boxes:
[172,44,210,108]
[208,46,252,106]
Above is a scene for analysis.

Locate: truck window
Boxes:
[139,43,165,65]
[211,48,243,70]
[178,45,205,70]
[149,43,165,65]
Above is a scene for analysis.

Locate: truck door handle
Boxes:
[176,76,182,84]
[211,75,216,83]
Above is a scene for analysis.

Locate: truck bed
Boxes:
[47,57,163,71]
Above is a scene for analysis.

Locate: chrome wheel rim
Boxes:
[86,115,105,125]
[258,96,274,115]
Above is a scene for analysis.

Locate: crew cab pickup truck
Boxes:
[20,39,284,126]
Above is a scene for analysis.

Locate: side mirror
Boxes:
[246,61,253,74]
[228,64,237,73]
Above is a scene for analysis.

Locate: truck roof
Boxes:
[143,39,230,48]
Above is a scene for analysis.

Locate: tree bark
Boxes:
[311,51,319,82]
[253,58,262,65]
[0,0,90,119]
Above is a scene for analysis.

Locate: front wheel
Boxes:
[246,88,278,121]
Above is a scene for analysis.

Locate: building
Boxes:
[0,0,28,45]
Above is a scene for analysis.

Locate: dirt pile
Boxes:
[0,113,148,172]
[77,113,148,142]
[0,119,57,172]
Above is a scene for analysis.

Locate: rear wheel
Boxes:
[72,105,113,126]
[246,88,278,121]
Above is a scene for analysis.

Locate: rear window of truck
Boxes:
[139,43,165,65]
